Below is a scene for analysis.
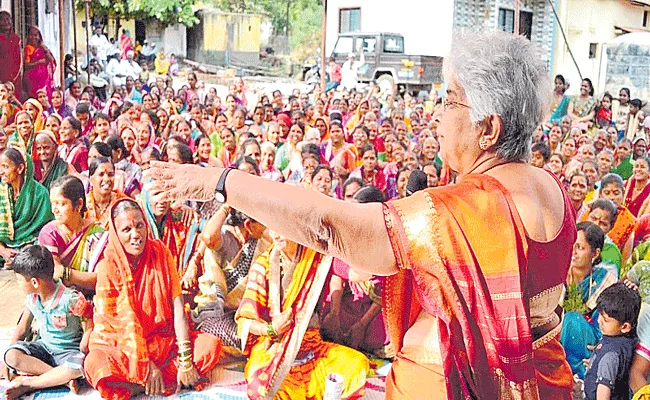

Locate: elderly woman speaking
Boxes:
[147,32,575,399]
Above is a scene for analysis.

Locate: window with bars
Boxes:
[498,8,533,40]
[339,8,360,34]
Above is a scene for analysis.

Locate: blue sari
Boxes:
[549,95,570,124]
[560,267,618,378]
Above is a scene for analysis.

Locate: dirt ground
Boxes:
[0,270,24,328]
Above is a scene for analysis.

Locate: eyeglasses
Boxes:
[443,97,471,111]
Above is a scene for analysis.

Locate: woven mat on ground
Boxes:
[0,357,388,399]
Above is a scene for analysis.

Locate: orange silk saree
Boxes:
[84,199,221,400]
[382,174,572,399]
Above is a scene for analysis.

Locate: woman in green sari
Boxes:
[567,78,597,123]
[33,130,76,190]
[0,148,53,269]
[38,175,105,294]
[8,110,36,153]
[548,74,570,124]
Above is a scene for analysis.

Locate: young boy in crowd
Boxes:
[0,245,93,400]
[92,112,112,143]
[530,142,551,169]
[584,282,641,400]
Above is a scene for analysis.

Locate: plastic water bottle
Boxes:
[323,373,344,400]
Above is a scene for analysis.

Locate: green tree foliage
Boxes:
[87,0,199,27]
[213,0,322,38]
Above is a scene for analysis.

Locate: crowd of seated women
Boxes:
[0,73,444,399]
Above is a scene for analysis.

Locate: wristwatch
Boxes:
[215,168,234,203]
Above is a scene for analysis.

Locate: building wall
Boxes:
[188,11,261,66]
[325,0,453,57]
[145,21,187,57]
[453,0,555,65]
[552,0,647,95]
[604,38,650,100]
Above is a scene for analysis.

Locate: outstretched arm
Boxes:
[146,163,397,276]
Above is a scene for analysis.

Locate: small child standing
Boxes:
[0,245,93,400]
[584,282,641,400]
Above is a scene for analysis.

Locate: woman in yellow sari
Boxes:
[235,238,369,400]
[23,98,45,132]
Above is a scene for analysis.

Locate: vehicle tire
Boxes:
[376,74,395,95]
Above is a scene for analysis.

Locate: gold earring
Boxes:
[479,141,489,150]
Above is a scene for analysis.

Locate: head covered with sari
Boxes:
[23,98,45,132]
[87,198,221,397]
[0,148,53,248]
[88,199,175,388]
[33,129,68,189]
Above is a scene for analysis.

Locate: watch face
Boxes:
[215,192,225,203]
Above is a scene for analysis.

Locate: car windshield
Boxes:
[383,36,404,54]
[333,37,354,55]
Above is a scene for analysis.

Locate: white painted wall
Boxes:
[325,0,454,57]
[162,24,187,58]
[552,0,648,95]
[38,0,70,87]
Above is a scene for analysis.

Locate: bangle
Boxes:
[63,267,70,283]
[266,323,277,337]
[178,349,191,358]
[179,363,194,373]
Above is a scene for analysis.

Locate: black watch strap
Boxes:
[215,168,234,203]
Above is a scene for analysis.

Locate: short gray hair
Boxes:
[444,31,551,162]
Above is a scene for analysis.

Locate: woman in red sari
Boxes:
[624,156,650,217]
[349,144,387,195]
[119,29,133,60]
[0,11,22,102]
[84,199,222,399]
[23,26,55,100]
[149,31,574,399]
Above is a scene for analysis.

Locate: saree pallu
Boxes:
[560,267,617,378]
[382,174,569,399]
[624,178,650,217]
[38,221,105,273]
[85,200,221,399]
[23,98,45,132]
[141,188,200,303]
[608,206,636,255]
[34,157,70,190]
[58,140,88,173]
[0,157,53,249]
[319,141,357,171]
[24,46,55,99]
[8,129,35,154]
[236,246,368,400]
[549,95,570,124]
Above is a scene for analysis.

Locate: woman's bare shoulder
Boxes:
[487,164,565,241]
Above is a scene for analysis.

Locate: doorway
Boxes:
[135,20,146,45]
